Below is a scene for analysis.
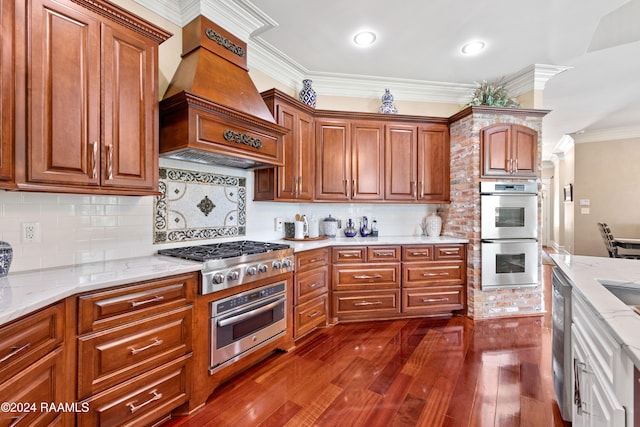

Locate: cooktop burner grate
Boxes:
[157,240,291,262]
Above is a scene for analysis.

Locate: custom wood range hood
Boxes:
[159,16,287,168]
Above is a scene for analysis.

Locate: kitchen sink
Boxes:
[600,280,640,313]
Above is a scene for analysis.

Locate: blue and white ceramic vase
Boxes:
[299,79,317,108]
[0,241,12,277]
[378,88,398,114]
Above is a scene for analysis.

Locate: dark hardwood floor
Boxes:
[163,258,568,427]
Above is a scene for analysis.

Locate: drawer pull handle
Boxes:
[129,338,164,355]
[353,274,383,280]
[307,311,321,318]
[442,251,458,255]
[308,282,322,288]
[9,414,27,427]
[307,258,320,263]
[422,297,448,303]
[0,343,30,363]
[354,301,382,307]
[411,252,430,256]
[341,254,360,258]
[376,252,394,257]
[126,389,163,413]
[422,272,449,277]
[130,295,164,307]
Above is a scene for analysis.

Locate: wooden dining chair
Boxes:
[597,222,640,259]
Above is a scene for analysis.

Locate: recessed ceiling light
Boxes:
[461,40,486,55]
[353,31,376,47]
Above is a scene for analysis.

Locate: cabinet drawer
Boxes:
[333,264,400,291]
[367,246,400,262]
[332,247,365,263]
[402,286,464,314]
[402,261,464,287]
[77,354,191,427]
[296,248,329,272]
[333,290,400,319]
[434,244,465,260]
[572,293,620,385]
[0,348,64,427]
[296,268,328,304]
[78,273,196,334]
[295,296,328,339]
[0,302,64,382]
[77,306,192,398]
[402,245,434,261]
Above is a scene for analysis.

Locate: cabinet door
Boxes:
[481,124,510,178]
[511,124,537,177]
[28,0,101,186]
[351,122,384,200]
[296,110,315,200]
[315,120,350,200]
[101,23,157,190]
[418,125,450,202]
[0,0,13,182]
[274,105,297,199]
[385,124,417,200]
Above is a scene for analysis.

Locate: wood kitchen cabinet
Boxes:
[6,0,170,195]
[481,123,538,178]
[76,272,196,426]
[314,118,384,201]
[401,244,466,316]
[385,123,450,202]
[0,302,69,426]
[255,89,315,201]
[0,0,14,184]
[332,246,401,321]
[293,248,329,339]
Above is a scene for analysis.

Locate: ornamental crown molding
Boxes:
[134,0,566,105]
[570,125,640,143]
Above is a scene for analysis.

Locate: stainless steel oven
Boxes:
[480,181,537,240]
[210,281,287,373]
[481,182,539,289]
[481,239,538,289]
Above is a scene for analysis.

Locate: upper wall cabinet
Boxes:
[5,0,170,195]
[385,123,450,203]
[255,90,315,201]
[481,123,538,178]
[314,118,385,201]
[0,0,14,184]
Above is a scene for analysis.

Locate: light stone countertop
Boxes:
[0,256,202,326]
[550,253,640,368]
[0,235,468,328]
[280,235,469,252]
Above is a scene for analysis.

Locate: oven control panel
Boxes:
[201,253,294,295]
[214,282,286,315]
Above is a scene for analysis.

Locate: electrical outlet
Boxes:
[274,217,284,232]
[22,222,41,243]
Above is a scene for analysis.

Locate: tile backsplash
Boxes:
[0,159,438,273]
[154,167,246,243]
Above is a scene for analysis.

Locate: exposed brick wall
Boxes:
[443,108,546,319]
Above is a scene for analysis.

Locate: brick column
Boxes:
[444,106,548,319]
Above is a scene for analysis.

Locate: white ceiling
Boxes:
[137,0,640,161]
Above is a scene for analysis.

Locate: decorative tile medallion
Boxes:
[154,168,246,243]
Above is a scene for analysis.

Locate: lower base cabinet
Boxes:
[571,291,633,426]
[294,248,329,339]
[333,289,401,320]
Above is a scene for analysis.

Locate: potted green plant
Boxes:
[467,78,520,108]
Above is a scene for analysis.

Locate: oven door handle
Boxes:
[217,298,283,327]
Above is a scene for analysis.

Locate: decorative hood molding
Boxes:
[159,15,287,168]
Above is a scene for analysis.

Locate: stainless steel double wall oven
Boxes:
[480,181,539,289]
